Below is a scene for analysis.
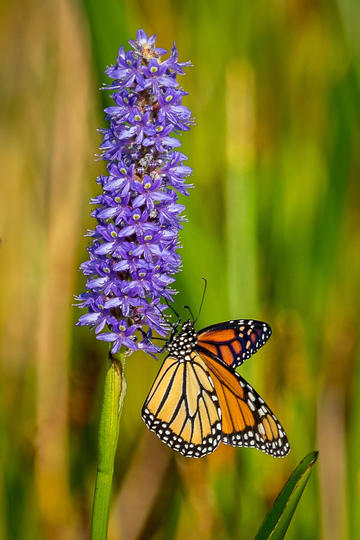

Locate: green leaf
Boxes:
[255,451,319,540]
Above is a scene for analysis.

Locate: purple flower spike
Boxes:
[76,30,193,355]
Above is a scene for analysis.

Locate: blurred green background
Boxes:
[1,0,359,538]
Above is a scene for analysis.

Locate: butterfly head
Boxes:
[167,320,197,356]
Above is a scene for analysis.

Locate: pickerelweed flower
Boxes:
[77,30,193,355]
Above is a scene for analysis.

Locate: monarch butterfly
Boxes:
[142,318,290,458]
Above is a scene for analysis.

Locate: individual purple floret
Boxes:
[76,30,193,355]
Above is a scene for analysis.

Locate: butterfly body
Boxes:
[166,320,198,357]
[142,319,290,458]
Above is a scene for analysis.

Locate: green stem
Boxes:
[91,352,127,540]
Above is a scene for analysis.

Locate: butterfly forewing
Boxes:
[142,353,222,458]
[201,351,290,457]
[197,319,272,369]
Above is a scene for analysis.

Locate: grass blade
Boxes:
[255,451,319,540]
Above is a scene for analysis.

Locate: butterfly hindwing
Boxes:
[200,351,290,457]
[197,319,272,369]
[142,353,222,458]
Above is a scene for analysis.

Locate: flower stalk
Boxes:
[91,353,126,540]
[77,29,193,538]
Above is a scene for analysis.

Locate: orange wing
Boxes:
[142,354,222,457]
[201,352,290,457]
[198,319,272,368]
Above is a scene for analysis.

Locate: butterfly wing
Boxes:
[201,351,290,457]
[197,319,272,369]
[142,353,222,458]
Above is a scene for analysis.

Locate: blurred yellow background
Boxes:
[1,0,359,538]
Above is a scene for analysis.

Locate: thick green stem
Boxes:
[91,353,126,540]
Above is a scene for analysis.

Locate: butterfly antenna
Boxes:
[164,298,182,330]
[164,298,180,319]
[194,278,207,324]
[184,305,195,323]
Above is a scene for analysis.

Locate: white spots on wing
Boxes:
[248,400,255,412]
